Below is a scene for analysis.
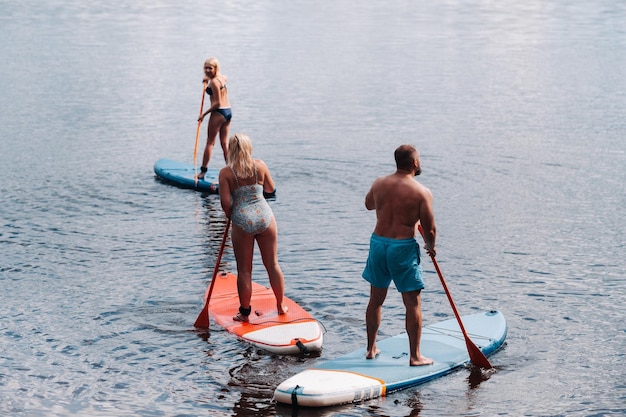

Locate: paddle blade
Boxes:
[466,338,493,369]
[194,303,210,328]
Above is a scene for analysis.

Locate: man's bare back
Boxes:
[364,158,436,253]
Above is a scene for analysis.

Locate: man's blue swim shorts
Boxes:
[362,233,424,292]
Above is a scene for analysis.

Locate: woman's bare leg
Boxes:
[256,219,287,314]
[231,224,255,317]
[199,114,225,177]
[219,119,230,163]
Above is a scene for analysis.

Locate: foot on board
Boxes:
[366,348,381,359]
[410,356,434,366]
[233,312,249,322]
[197,166,208,180]
[277,305,289,315]
[233,305,251,322]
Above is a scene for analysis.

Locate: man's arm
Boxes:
[418,188,436,256]
[364,181,377,211]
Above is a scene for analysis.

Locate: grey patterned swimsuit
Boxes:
[230,164,273,234]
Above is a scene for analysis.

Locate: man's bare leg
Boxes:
[403,290,433,366]
[366,286,388,359]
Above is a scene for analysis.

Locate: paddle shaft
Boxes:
[194,218,231,328]
[193,82,208,185]
[418,225,493,369]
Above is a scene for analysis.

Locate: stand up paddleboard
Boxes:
[274,310,506,407]
[154,158,219,193]
[203,271,324,355]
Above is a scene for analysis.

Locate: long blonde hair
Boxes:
[228,133,255,179]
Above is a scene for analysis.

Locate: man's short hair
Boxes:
[394,144,417,170]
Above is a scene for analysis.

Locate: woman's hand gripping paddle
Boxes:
[194,218,231,328]
[418,225,493,369]
[193,81,208,186]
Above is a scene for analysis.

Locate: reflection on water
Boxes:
[466,364,498,389]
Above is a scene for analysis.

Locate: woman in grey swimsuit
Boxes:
[218,133,288,322]
[197,57,232,179]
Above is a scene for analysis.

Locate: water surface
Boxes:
[1,1,624,416]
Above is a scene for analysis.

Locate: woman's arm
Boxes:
[199,79,221,120]
[257,160,276,197]
[218,167,233,217]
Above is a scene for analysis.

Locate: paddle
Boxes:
[194,218,231,328]
[418,224,493,369]
[193,81,208,185]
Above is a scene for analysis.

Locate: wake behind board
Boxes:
[202,271,324,355]
[274,310,507,407]
[154,158,219,193]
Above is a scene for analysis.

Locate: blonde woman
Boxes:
[198,57,232,179]
[218,133,287,322]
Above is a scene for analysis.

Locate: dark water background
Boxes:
[1,1,624,416]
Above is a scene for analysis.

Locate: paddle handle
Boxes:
[204,218,230,305]
[194,218,231,328]
[193,81,208,185]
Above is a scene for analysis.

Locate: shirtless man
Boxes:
[362,144,436,366]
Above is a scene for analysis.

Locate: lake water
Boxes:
[1,1,624,416]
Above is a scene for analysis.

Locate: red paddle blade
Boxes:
[194,304,210,328]
[466,339,493,369]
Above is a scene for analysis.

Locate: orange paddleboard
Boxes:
[202,272,324,354]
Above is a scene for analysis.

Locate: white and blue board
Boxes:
[274,310,507,407]
[154,158,219,193]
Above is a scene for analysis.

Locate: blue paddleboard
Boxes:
[153,158,219,193]
[274,310,507,407]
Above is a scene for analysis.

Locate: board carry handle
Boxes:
[418,224,493,369]
[194,218,231,328]
[193,81,208,185]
